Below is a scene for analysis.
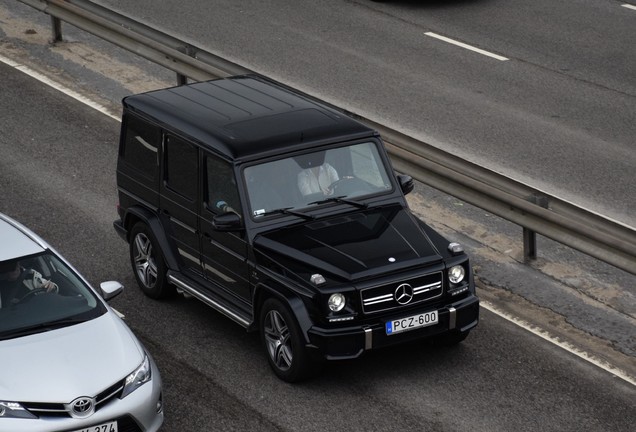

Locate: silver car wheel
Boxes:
[263,309,293,371]
[133,233,158,289]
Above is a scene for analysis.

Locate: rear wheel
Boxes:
[129,222,174,299]
[260,298,319,382]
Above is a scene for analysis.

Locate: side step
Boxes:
[167,271,252,328]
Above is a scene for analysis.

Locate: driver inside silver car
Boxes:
[0,260,58,308]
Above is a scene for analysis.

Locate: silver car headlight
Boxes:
[328,293,346,312]
[448,265,465,284]
[121,354,152,399]
[0,401,37,419]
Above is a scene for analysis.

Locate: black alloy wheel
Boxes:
[260,298,319,382]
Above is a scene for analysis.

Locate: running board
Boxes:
[167,271,251,328]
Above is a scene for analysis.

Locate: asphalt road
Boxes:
[88,0,636,227]
[1,56,635,431]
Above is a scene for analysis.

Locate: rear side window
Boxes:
[164,135,198,201]
[121,114,160,179]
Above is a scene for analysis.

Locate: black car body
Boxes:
[114,75,479,381]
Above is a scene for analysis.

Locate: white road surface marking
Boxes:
[425,32,509,61]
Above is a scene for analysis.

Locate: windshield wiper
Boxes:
[258,207,315,220]
[0,317,87,340]
[308,196,368,209]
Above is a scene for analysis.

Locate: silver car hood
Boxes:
[0,311,144,402]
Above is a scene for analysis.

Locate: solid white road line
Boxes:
[0,53,120,122]
[622,4,636,11]
[481,300,636,387]
[425,32,509,61]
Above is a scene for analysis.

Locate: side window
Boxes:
[121,114,160,179]
[206,155,241,216]
[165,135,198,201]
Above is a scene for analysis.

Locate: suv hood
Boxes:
[0,311,144,402]
[255,204,443,280]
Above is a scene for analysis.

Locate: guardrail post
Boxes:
[523,227,537,260]
[176,45,195,85]
[51,16,63,43]
[523,194,550,261]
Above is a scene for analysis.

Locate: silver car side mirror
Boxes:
[100,281,124,301]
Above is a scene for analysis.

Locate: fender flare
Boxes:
[123,206,180,271]
[251,282,315,344]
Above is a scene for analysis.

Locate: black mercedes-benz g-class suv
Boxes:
[114,75,479,382]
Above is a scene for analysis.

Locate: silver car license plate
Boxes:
[72,420,118,432]
[386,310,438,335]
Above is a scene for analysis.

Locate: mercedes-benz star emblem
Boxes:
[394,283,414,305]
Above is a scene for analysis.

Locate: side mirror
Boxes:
[397,174,414,196]
[100,281,124,301]
[213,212,243,231]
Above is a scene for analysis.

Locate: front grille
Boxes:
[95,380,125,410]
[360,272,443,314]
[20,401,67,417]
[21,378,125,419]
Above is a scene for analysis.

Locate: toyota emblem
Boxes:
[394,283,414,305]
[70,397,95,418]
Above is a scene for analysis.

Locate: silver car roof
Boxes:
[0,213,48,261]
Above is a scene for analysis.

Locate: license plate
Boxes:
[71,421,118,432]
[386,310,438,335]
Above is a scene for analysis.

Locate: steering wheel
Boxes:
[329,176,369,195]
[15,287,50,304]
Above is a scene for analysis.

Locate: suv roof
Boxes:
[122,75,375,160]
[0,213,47,261]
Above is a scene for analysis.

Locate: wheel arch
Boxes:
[251,281,315,345]
[124,206,180,271]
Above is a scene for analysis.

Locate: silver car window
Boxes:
[0,252,105,338]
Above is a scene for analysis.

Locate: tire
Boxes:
[129,222,174,299]
[260,298,319,382]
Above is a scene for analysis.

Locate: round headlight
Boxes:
[328,293,346,312]
[448,265,465,284]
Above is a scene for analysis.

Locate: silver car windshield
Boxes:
[0,252,105,339]
[244,141,393,218]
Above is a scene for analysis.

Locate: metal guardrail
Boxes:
[17,0,636,275]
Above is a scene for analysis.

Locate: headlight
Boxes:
[0,401,37,419]
[121,354,152,399]
[328,293,346,312]
[448,265,465,284]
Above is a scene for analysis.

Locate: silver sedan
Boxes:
[0,212,163,432]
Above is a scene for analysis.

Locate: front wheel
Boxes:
[129,222,174,299]
[260,298,320,382]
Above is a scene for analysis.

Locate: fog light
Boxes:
[448,265,465,284]
[156,392,163,413]
[328,293,346,312]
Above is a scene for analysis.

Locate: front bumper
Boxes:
[1,355,163,432]
[307,294,479,360]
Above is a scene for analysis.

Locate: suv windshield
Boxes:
[244,141,392,218]
[0,252,105,339]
